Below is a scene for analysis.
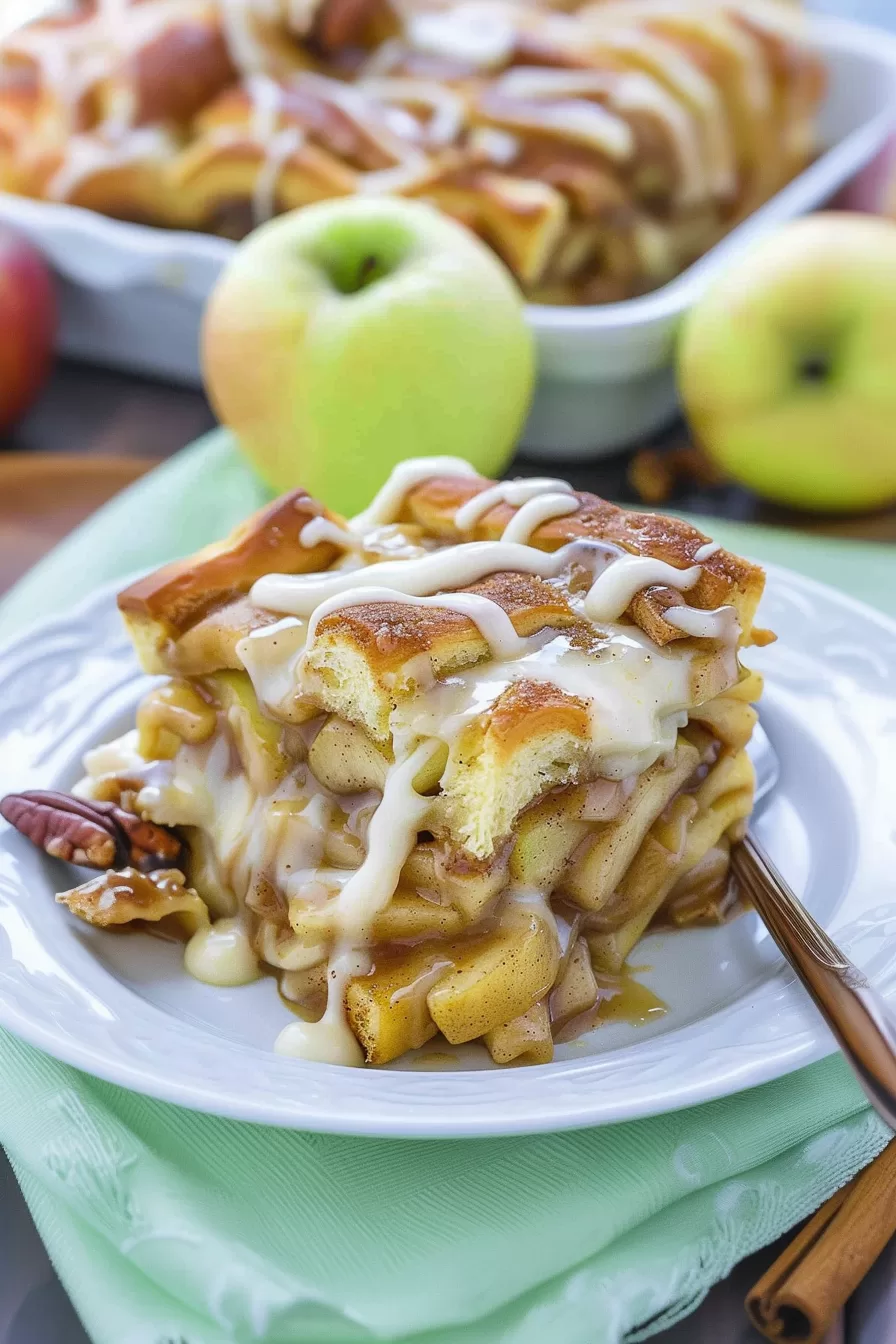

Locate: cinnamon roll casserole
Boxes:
[0,0,825,302]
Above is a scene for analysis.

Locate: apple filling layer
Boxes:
[23,458,766,1068]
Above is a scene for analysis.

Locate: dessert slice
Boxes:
[6,459,769,1069]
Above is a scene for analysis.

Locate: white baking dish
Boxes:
[0,14,893,459]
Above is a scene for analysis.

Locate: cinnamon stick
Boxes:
[747,1139,896,1343]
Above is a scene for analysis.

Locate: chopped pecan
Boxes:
[0,790,185,873]
[628,443,726,506]
[58,866,209,937]
[114,810,184,870]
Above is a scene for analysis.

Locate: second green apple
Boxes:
[678,212,896,514]
[202,197,534,514]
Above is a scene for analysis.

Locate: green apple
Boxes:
[678,212,896,513]
[202,197,534,514]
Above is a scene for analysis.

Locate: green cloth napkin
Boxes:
[0,430,893,1344]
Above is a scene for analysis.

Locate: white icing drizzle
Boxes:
[297,71,425,170]
[605,70,707,206]
[651,9,771,119]
[358,36,404,79]
[5,22,86,126]
[185,917,261,987]
[246,71,284,142]
[583,555,702,623]
[453,476,572,532]
[97,0,129,58]
[254,537,703,629]
[304,585,530,660]
[356,158,434,195]
[237,616,308,718]
[500,492,578,544]
[664,605,739,642]
[299,516,362,550]
[275,740,440,1065]
[359,77,465,148]
[507,884,560,948]
[469,126,520,166]
[242,71,303,226]
[46,127,172,201]
[252,126,304,224]
[285,0,317,33]
[219,0,270,76]
[582,26,735,198]
[486,81,634,161]
[393,625,696,781]
[274,949,367,1066]
[251,540,582,615]
[336,740,438,937]
[406,3,517,70]
[694,541,720,562]
[81,728,145,779]
[492,67,704,204]
[350,456,478,532]
[382,105,421,141]
[254,536,706,657]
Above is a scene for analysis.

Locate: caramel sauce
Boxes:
[276,962,327,1022]
[595,967,667,1026]
[555,963,666,1042]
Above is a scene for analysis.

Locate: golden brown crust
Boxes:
[486,677,590,751]
[117,490,340,671]
[314,572,579,674]
[119,468,765,681]
[629,584,687,647]
[397,475,765,637]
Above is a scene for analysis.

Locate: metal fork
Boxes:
[731,833,896,1129]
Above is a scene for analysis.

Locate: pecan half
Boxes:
[0,790,184,873]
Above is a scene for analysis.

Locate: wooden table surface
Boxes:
[0,357,893,595]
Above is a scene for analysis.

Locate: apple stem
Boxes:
[357,255,379,288]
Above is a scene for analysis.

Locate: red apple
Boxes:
[834,134,896,217]
[0,226,56,432]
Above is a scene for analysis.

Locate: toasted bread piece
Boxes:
[163,598,284,676]
[436,679,592,858]
[118,490,341,673]
[303,572,580,742]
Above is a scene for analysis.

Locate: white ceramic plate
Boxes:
[0,566,895,1136]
